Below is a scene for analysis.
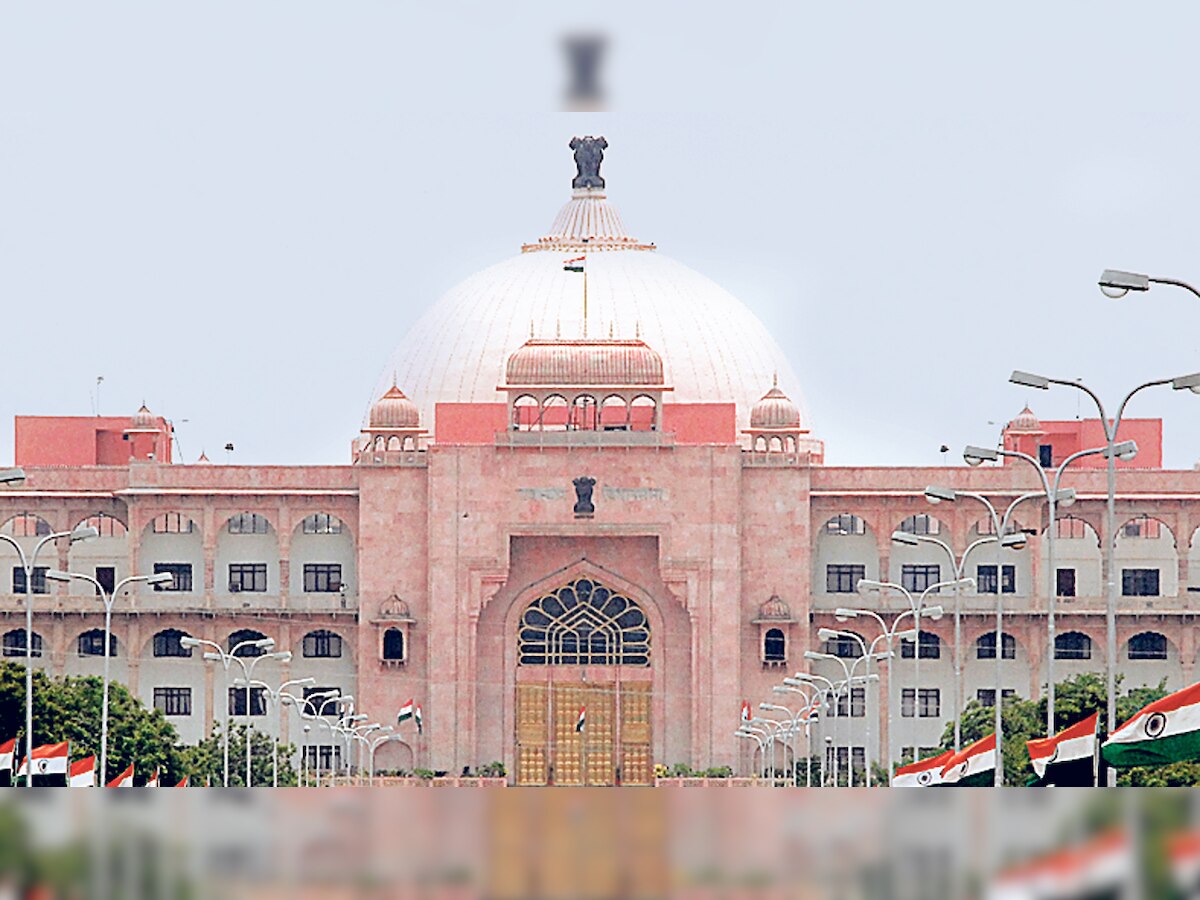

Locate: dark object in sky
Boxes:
[570,136,607,190]
[224,443,234,452]
[562,34,607,108]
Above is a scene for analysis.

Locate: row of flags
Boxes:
[396,698,423,733]
[1,739,187,787]
[986,830,1132,900]
[898,681,1200,786]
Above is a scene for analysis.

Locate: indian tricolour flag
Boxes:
[940,733,996,786]
[800,696,821,724]
[16,741,69,779]
[398,699,415,725]
[176,776,190,788]
[1102,682,1200,768]
[1027,712,1099,786]
[69,756,96,787]
[107,764,134,788]
[563,255,585,273]
[740,700,751,723]
[893,749,954,787]
[576,706,586,733]
[0,738,15,776]
[146,767,160,787]
[415,703,423,735]
[1168,832,1200,896]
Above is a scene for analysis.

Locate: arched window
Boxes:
[382,628,405,661]
[1128,632,1168,661]
[77,629,118,657]
[763,628,786,663]
[898,514,940,536]
[152,629,192,658]
[1055,632,1092,660]
[824,515,866,536]
[303,629,342,659]
[227,513,270,535]
[2,630,42,657]
[518,578,650,667]
[78,514,127,537]
[900,632,941,659]
[302,514,344,535]
[1,514,52,537]
[150,513,195,534]
[228,629,268,657]
[976,632,1016,660]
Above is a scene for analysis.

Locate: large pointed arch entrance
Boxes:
[513,574,655,785]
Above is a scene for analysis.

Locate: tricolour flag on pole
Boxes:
[69,756,96,787]
[576,706,586,733]
[563,255,585,273]
[0,738,15,775]
[176,776,190,788]
[16,741,69,779]
[415,703,423,735]
[398,699,414,725]
[1102,681,1200,768]
[146,767,160,788]
[107,764,134,788]
[740,700,751,723]
[893,749,954,788]
[1169,832,1200,897]
[800,696,821,724]
[1027,712,1099,786]
[939,733,996,786]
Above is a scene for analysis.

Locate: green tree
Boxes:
[180,722,297,787]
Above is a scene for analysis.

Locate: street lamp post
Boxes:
[309,693,353,786]
[788,673,842,785]
[301,725,311,786]
[0,497,96,782]
[735,729,765,778]
[772,684,819,785]
[833,601,945,784]
[923,486,1036,785]
[232,677,316,786]
[367,729,399,785]
[44,569,173,784]
[1010,368,1200,784]
[800,656,879,786]
[180,635,281,786]
[813,631,895,787]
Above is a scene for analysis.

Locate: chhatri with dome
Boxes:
[6,138,1200,785]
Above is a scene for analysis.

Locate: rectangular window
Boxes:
[833,687,866,718]
[153,563,193,592]
[95,566,116,595]
[977,689,1016,708]
[12,567,48,595]
[228,687,267,717]
[303,686,342,716]
[1122,569,1160,597]
[976,565,1016,595]
[303,564,342,593]
[828,747,867,785]
[919,688,940,718]
[1056,568,1076,598]
[227,513,269,535]
[303,745,343,772]
[153,687,192,717]
[228,563,267,593]
[901,564,941,593]
[302,632,342,658]
[901,688,915,718]
[825,564,866,593]
[1038,444,1053,468]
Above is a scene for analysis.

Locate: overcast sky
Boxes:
[4,4,1199,469]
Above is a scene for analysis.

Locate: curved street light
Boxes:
[1008,369,1200,784]
[1098,269,1200,302]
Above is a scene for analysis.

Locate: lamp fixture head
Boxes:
[963,446,999,466]
[44,570,72,583]
[68,525,100,544]
[1098,269,1149,298]
[924,485,957,504]
[889,531,920,547]
[1009,370,1050,390]
[0,468,26,486]
[1170,373,1200,394]
[1104,440,1138,461]
[1000,532,1028,551]
[922,605,945,620]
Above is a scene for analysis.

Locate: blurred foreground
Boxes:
[3,789,1200,899]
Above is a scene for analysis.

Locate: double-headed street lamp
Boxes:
[833,602,943,785]
[735,728,766,777]
[233,676,316,786]
[922,486,1037,785]
[813,631,898,787]
[180,635,288,786]
[0,482,97,780]
[800,653,881,786]
[771,684,820,786]
[44,568,173,784]
[1010,368,1200,784]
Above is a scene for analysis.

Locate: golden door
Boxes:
[515,681,652,786]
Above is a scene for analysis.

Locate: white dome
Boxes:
[376,192,806,439]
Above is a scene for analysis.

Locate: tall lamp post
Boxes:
[771,684,819,786]
[1010,369,1200,784]
[813,631,896,787]
[367,729,399,785]
[232,676,316,786]
[965,441,1115,735]
[735,729,765,778]
[0,489,97,781]
[889,532,1022,750]
[44,568,173,783]
[832,602,945,784]
[922,486,1036,785]
[179,635,282,786]
[801,654,879,786]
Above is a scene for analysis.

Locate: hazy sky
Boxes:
[4,4,1199,468]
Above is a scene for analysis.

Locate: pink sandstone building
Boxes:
[3,139,1200,784]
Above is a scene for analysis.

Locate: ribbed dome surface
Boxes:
[1009,405,1041,432]
[369,384,421,429]
[750,383,802,429]
[758,595,792,620]
[522,189,655,253]
[131,405,156,428]
[505,339,664,387]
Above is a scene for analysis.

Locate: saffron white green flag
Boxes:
[1102,682,1200,768]
[16,741,69,778]
[939,733,996,786]
[0,738,14,775]
[69,756,96,787]
[893,749,953,787]
[398,699,415,724]
[1026,712,1098,785]
[107,763,134,787]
